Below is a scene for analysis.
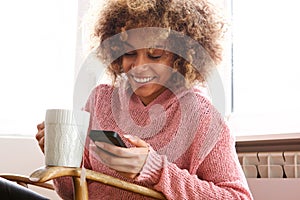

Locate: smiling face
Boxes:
[121,32,174,105]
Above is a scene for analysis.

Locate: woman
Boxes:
[36,0,253,199]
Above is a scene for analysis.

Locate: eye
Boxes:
[147,48,164,59]
[123,50,136,57]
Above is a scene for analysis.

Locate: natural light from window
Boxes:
[230,0,300,137]
[0,0,77,136]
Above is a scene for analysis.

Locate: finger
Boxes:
[91,144,142,173]
[90,143,125,167]
[94,141,146,158]
[38,136,45,153]
[35,128,44,141]
[124,135,148,147]
[36,122,45,131]
[90,143,104,161]
[36,122,45,141]
[94,141,129,157]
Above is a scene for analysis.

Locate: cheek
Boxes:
[121,58,131,73]
[157,68,173,81]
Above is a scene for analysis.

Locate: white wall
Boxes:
[0,137,61,200]
[247,178,300,200]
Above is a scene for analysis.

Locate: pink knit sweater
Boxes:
[53,84,253,199]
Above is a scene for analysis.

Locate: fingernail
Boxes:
[124,134,136,141]
[124,134,133,139]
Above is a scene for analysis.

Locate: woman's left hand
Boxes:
[90,135,149,179]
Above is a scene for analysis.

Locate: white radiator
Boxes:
[238,151,300,200]
[238,151,300,178]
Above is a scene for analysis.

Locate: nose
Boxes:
[132,50,149,69]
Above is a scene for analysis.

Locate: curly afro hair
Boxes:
[88,0,227,87]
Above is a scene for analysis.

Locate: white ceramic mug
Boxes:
[44,109,90,167]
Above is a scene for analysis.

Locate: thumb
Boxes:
[124,135,147,147]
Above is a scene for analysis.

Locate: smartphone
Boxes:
[89,130,127,148]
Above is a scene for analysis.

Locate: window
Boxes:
[229,0,300,137]
[0,0,77,136]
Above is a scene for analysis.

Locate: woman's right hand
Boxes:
[36,122,45,153]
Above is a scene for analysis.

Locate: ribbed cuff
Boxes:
[136,147,166,184]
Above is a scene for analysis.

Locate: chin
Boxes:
[133,88,153,97]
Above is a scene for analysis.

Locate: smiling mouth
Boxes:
[131,75,156,83]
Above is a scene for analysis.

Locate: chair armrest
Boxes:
[29,166,166,200]
[0,173,54,190]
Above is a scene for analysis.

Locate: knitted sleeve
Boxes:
[136,121,253,199]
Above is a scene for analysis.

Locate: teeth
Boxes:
[132,76,154,83]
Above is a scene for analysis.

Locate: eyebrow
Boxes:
[123,41,135,49]
[122,41,166,50]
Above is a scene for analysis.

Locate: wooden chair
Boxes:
[0,166,166,200]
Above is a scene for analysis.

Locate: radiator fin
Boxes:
[238,151,300,178]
